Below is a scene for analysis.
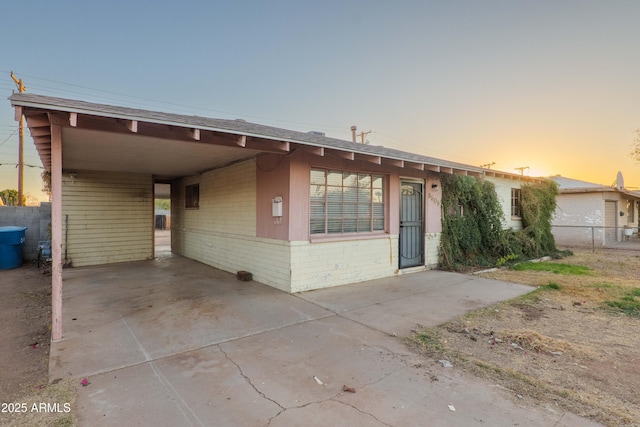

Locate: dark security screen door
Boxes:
[399,181,424,268]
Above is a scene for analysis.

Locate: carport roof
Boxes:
[10,93,539,182]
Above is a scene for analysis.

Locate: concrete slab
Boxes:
[75,315,601,427]
[51,255,331,378]
[297,271,532,335]
[57,256,602,426]
[76,346,281,426]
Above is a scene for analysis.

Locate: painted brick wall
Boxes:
[424,232,441,267]
[62,171,153,267]
[172,159,292,292]
[180,231,292,292]
[289,236,399,292]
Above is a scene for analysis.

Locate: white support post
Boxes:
[51,124,63,341]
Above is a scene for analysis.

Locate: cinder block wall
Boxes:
[0,202,52,261]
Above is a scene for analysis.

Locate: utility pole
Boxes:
[11,71,26,206]
[515,166,529,176]
[480,162,495,169]
[358,130,371,144]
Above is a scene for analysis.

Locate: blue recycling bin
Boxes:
[0,226,28,269]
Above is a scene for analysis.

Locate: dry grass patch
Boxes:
[408,249,640,426]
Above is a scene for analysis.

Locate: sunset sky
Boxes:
[1,0,639,201]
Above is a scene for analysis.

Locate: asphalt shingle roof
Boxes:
[10,93,532,181]
[10,94,482,170]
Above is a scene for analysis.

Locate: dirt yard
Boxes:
[409,249,640,426]
[0,262,75,427]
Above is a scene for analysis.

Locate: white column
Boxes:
[51,123,63,341]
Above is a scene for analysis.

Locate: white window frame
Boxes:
[310,168,385,235]
[511,188,522,218]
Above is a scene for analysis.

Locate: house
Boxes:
[550,174,640,247]
[10,93,539,340]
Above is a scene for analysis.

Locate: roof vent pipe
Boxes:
[351,126,357,143]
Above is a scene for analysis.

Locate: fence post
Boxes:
[591,227,595,253]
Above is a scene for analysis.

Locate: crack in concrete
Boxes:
[331,399,393,427]
[217,345,285,427]
[283,365,406,425]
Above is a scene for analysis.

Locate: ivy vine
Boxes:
[438,175,559,271]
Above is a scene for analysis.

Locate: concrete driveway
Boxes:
[52,254,601,426]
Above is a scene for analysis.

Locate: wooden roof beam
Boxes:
[245,137,289,153]
[29,127,51,137]
[325,149,354,160]
[405,162,424,171]
[25,114,50,128]
[303,146,325,157]
[124,119,138,133]
[384,158,404,168]
[189,128,200,141]
[426,165,440,172]
[354,153,381,165]
[33,136,51,145]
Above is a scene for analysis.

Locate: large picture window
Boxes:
[310,169,385,235]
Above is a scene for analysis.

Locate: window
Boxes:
[447,203,464,217]
[627,200,635,224]
[511,188,521,218]
[310,169,385,234]
[185,184,199,209]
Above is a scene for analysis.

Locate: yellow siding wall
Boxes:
[172,159,292,292]
[62,171,153,267]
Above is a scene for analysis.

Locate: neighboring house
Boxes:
[550,174,640,247]
[10,93,539,340]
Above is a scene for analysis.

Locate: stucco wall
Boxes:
[62,170,153,267]
[552,193,604,247]
[552,191,639,247]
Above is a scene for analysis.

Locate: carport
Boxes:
[11,94,277,341]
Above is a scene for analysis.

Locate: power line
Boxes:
[0,129,18,146]
[6,71,351,134]
[0,162,42,168]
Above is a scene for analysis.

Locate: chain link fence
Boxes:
[552,225,640,252]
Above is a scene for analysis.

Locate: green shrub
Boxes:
[438,176,560,270]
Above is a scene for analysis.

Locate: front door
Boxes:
[399,181,424,268]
